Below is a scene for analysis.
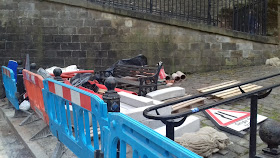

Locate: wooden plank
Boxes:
[197,80,239,91]
[213,84,256,98]
[163,95,192,103]
[212,84,254,96]
[215,84,259,98]
[220,86,263,99]
[172,97,205,111]
[198,80,240,92]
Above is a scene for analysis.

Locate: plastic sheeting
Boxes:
[105,54,148,73]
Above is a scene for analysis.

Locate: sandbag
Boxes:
[175,126,230,157]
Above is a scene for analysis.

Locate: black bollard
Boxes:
[102,76,120,112]
[102,76,120,157]
[259,119,280,155]
[53,68,64,82]
[30,63,37,73]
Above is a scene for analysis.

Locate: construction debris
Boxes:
[266,57,280,66]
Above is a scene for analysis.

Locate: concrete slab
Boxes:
[141,119,165,129]
[146,87,186,101]
[118,92,154,107]
[154,115,200,137]
[123,104,171,122]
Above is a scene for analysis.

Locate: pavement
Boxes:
[0,100,35,158]
[0,65,280,158]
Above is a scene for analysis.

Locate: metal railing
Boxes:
[143,72,280,158]
[88,0,267,35]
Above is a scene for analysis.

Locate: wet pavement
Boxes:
[0,100,35,158]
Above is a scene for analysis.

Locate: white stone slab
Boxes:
[154,115,200,137]
[118,92,154,107]
[146,87,185,101]
[141,119,165,129]
[121,101,171,122]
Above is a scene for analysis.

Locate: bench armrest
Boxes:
[138,76,157,85]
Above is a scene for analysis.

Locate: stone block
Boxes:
[61,43,80,50]
[230,50,243,57]
[141,119,165,129]
[211,43,221,50]
[40,11,58,18]
[53,35,71,43]
[42,27,58,35]
[237,43,253,50]
[216,35,231,43]
[57,51,71,57]
[43,43,60,51]
[101,43,111,50]
[59,27,76,35]
[81,43,100,51]
[118,92,154,107]
[64,20,83,27]
[122,103,171,122]
[154,115,200,137]
[78,27,90,35]
[0,42,5,49]
[71,51,86,58]
[146,87,185,101]
[96,20,111,27]
[18,2,35,11]
[222,43,236,50]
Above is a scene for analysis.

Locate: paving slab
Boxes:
[146,87,185,101]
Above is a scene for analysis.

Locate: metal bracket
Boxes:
[257,89,272,99]
[13,110,31,118]
[161,117,187,127]
[19,113,41,126]
[30,125,52,141]
[51,141,67,158]
[238,86,245,93]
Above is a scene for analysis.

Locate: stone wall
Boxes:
[0,0,279,76]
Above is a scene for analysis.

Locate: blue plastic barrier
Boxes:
[103,113,201,158]
[42,78,108,157]
[2,66,19,110]
[42,78,201,158]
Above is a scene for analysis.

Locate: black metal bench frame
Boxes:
[98,62,163,96]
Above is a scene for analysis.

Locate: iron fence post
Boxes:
[249,95,258,158]
[207,0,212,25]
[263,0,267,35]
[150,0,153,13]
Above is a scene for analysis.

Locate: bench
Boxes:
[98,62,163,96]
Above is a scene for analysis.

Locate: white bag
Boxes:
[19,100,30,111]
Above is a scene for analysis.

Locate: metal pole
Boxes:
[166,120,175,140]
[249,95,258,158]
